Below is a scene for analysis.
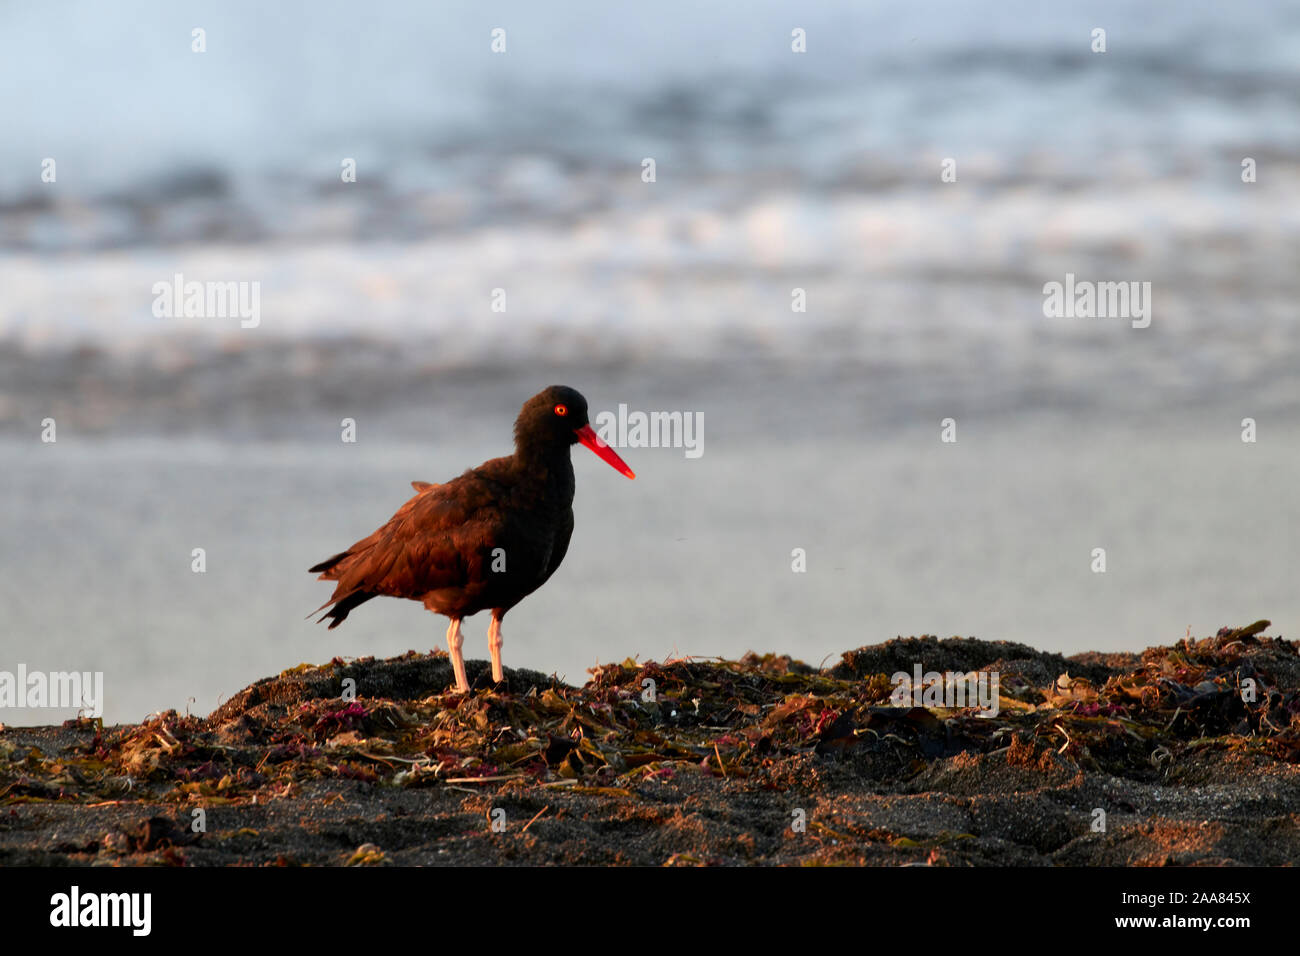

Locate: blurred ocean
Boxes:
[1,0,1297,723]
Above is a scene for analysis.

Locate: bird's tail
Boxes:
[308,550,351,575]
[307,589,377,629]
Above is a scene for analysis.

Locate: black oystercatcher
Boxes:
[309,386,635,692]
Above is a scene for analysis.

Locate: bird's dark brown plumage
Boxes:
[309,385,633,692]
[309,451,575,626]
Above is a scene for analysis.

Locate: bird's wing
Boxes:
[316,468,511,603]
[539,508,574,586]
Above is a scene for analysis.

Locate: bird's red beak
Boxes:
[576,425,635,479]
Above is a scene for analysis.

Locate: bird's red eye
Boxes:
[554,404,568,416]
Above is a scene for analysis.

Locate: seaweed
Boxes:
[2,621,1297,864]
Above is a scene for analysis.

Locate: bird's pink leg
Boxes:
[445,618,469,693]
[488,613,505,683]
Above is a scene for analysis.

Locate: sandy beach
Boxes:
[2,622,1296,866]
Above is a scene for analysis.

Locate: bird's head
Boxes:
[515,386,635,479]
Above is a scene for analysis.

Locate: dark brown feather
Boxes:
[309,385,592,632]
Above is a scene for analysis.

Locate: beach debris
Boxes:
[2,623,1297,860]
[346,843,385,866]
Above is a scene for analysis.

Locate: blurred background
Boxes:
[1,1,1297,724]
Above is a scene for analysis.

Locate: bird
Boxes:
[308,385,635,693]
